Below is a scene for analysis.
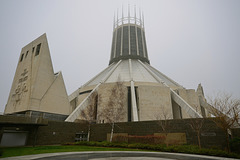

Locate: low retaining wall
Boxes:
[89,118,226,149]
[0,116,232,149]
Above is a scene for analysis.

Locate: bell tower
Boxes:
[5,34,70,120]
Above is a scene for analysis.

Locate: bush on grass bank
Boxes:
[112,135,166,144]
[71,141,240,159]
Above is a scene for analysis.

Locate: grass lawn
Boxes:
[0,145,141,158]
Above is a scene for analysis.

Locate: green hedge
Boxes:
[72,141,240,159]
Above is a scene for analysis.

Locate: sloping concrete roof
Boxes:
[82,59,183,89]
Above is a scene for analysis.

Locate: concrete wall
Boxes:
[138,85,172,121]
[73,82,177,122]
[89,118,227,149]
[0,116,88,146]
[70,81,209,122]
[177,89,202,118]
[97,83,128,123]
[0,115,229,149]
[36,121,88,145]
[34,118,227,149]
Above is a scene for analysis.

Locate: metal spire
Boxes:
[139,8,142,27]
[113,12,115,30]
[128,4,130,23]
[122,4,124,25]
[117,8,119,27]
[142,11,145,29]
[134,5,136,24]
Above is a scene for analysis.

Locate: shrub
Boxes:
[112,135,166,144]
[112,135,128,143]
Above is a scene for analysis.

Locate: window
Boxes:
[32,47,35,53]
[35,43,41,56]
[127,87,131,122]
[25,51,29,58]
[75,133,88,142]
[20,53,24,62]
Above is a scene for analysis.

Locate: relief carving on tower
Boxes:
[12,69,29,103]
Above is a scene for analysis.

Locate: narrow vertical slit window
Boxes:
[35,43,41,56]
[127,87,132,122]
[130,26,137,55]
[135,87,139,111]
[137,28,143,57]
[122,26,129,56]
[116,28,122,58]
[32,47,35,53]
[179,105,182,119]
[25,51,29,58]
[20,53,24,62]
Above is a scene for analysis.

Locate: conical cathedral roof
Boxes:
[83,59,183,89]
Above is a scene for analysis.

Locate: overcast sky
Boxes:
[0,0,240,113]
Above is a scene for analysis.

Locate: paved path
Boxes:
[1,151,239,160]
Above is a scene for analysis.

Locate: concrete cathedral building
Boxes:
[5,9,213,122]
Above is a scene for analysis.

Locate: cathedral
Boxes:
[4,10,214,122]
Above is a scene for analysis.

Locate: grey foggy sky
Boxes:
[0,0,240,113]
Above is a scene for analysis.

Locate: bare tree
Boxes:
[208,92,240,152]
[187,104,205,149]
[80,91,98,141]
[154,106,171,146]
[189,118,205,149]
[233,106,240,126]
[99,81,126,142]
